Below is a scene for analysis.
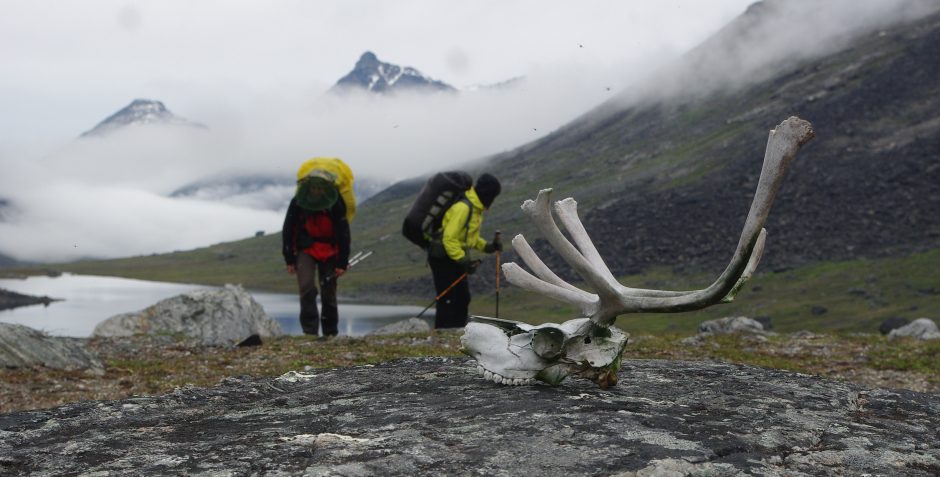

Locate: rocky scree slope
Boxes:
[492,9,940,278]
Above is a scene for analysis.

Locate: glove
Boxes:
[459,258,481,275]
[484,235,503,253]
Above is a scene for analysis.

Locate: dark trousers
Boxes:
[428,255,471,329]
[296,252,339,336]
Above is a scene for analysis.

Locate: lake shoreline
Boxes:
[1,267,415,307]
[0,274,426,338]
[0,288,60,312]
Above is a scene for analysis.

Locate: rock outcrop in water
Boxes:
[0,323,102,371]
[0,288,57,312]
[92,284,282,346]
[1,357,937,475]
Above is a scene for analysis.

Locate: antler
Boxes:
[502,116,814,327]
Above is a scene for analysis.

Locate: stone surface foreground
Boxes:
[1,358,938,476]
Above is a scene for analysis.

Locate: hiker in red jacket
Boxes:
[282,159,354,336]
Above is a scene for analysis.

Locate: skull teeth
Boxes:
[476,366,535,386]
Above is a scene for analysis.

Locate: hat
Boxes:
[296,176,338,211]
[475,173,501,208]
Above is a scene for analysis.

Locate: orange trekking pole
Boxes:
[415,272,470,319]
[494,231,501,318]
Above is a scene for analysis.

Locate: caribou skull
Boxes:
[461,117,815,387]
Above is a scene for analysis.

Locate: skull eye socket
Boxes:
[532,328,565,360]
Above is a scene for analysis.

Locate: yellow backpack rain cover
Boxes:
[296,157,356,221]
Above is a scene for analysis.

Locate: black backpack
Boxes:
[402,171,473,249]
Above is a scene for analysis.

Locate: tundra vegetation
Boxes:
[1,330,937,413]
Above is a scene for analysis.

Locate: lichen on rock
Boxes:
[1,357,937,475]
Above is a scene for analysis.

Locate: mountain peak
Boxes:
[80,99,206,138]
[356,51,380,68]
[129,98,167,109]
[330,51,456,95]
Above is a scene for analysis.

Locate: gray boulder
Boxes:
[0,323,102,371]
[368,317,431,336]
[697,316,766,335]
[93,284,283,346]
[1,358,938,475]
[888,318,940,341]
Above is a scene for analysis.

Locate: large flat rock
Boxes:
[1,358,938,475]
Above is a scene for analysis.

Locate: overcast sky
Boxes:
[8,0,928,263]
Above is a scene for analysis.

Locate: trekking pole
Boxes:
[348,250,374,268]
[323,250,374,283]
[494,231,501,318]
[415,272,469,319]
[348,250,365,264]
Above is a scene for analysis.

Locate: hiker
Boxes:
[427,173,502,329]
[282,158,356,336]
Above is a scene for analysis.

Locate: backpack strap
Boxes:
[458,197,472,230]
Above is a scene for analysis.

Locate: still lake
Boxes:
[0,274,427,337]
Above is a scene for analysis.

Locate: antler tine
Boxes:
[736,117,814,252]
[605,117,814,319]
[521,189,622,303]
[721,228,767,303]
[502,263,598,316]
[553,198,619,287]
[504,233,598,315]
[510,234,593,297]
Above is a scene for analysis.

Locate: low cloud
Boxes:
[0,181,281,263]
[615,0,940,107]
[0,61,644,262]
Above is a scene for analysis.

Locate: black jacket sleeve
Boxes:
[333,198,351,269]
[282,198,300,265]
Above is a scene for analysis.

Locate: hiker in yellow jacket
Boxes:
[427,173,502,328]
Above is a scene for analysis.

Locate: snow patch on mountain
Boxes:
[331,51,457,95]
[80,99,207,138]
